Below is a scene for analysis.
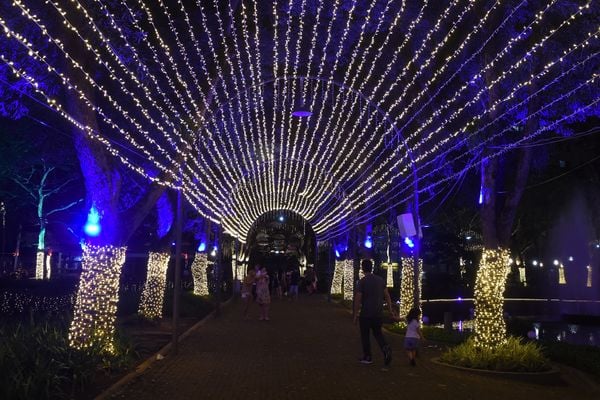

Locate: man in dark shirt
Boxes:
[353,259,396,368]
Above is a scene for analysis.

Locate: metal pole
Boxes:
[13,224,22,272]
[1,201,5,273]
[172,179,183,355]
[215,225,223,317]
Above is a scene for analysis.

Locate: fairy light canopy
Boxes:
[1,0,597,242]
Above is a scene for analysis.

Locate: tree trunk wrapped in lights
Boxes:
[399,257,422,321]
[69,244,126,353]
[191,252,209,296]
[473,248,511,348]
[331,259,344,295]
[138,252,171,319]
[35,250,45,280]
[343,260,354,301]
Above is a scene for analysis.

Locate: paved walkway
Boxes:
[107,295,599,400]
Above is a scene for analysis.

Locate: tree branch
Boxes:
[46,198,84,216]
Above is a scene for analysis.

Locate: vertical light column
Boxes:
[69,244,127,353]
[331,260,344,295]
[138,252,171,319]
[343,260,354,301]
[35,250,44,280]
[586,265,592,288]
[45,252,52,279]
[191,252,210,296]
[382,262,397,287]
[558,263,567,284]
[399,257,422,320]
[473,248,511,349]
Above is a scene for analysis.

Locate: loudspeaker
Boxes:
[397,213,416,237]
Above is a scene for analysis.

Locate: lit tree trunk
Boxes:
[65,75,167,352]
[474,138,533,349]
[139,193,176,320]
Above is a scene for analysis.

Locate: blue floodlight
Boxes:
[84,206,101,237]
[278,215,285,222]
[335,249,341,258]
[197,242,207,252]
[404,237,414,248]
[364,236,373,249]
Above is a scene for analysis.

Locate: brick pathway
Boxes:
[106,295,599,400]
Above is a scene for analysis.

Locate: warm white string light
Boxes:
[2,0,596,245]
[138,252,171,320]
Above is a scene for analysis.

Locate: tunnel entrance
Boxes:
[245,210,316,279]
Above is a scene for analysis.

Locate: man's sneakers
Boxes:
[359,356,373,364]
[383,345,393,367]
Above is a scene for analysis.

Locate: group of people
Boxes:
[240,264,303,321]
[353,259,424,369]
[241,259,425,369]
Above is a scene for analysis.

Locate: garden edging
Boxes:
[431,357,562,385]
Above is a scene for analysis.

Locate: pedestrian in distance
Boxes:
[288,267,300,301]
[241,268,256,319]
[404,307,425,366]
[256,266,271,320]
[353,259,396,370]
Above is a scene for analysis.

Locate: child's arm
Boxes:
[417,324,425,340]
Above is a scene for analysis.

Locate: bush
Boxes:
[0,316,134,400]
[439,337,551,372]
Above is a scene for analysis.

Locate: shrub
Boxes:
[0,316,134,399]
[439,336,551,372]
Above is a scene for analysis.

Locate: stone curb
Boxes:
[95,297,234,400]
[430,357,562,385]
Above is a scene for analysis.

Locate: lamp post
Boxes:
[172,172,183,355]
[0,202,5,274]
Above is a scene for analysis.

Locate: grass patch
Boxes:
[439,337,551,372]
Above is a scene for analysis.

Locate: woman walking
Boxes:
[256,266,271,320]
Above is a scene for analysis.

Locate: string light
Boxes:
[381,262,398,288]
[2,0,596,245]
[35,250,44,280]
[473,248,510,349]
[68,244,126,354]
[558,263,567,285]
[45,251,52,279]
[191,252,210,296]
[343,259,354,301]
[138,252,171,320]
[399,257,422,320]
[331,260,344,295]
